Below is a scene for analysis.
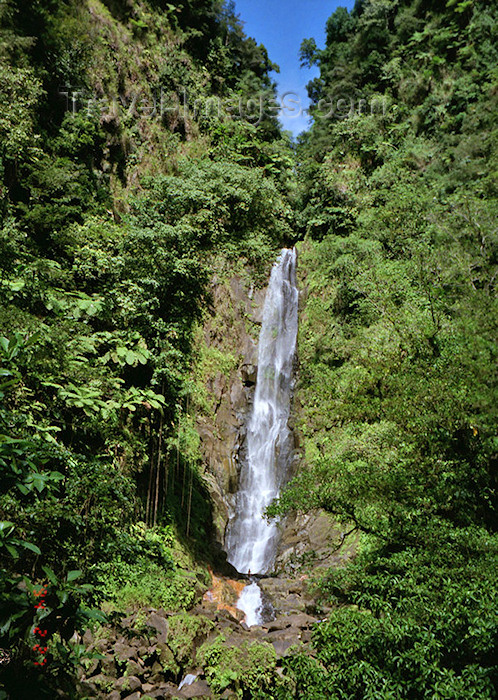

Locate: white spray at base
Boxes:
[236,581,264,627]
[225,248,298,625]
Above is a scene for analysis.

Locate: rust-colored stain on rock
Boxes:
[203,569,246,620]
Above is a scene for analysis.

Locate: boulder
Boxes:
[94,638,109,653]
[82,657,99,677]
[121,613,137,627]
[149,659,166,684]
[147,612,169,642]
[86,673,113,692]
[240,364,257,387]
[267,627,302,640]
[82,629,94,645]
[220,690,238,699]
[271,638,300,657]
[123,658,147,681]
[116,675,142,693]
[100,651,117,676]
[149,683,185,699]
[181,679,213,698]
[156,642,180,676]
[113,641,137,662]
[265,613,317,632]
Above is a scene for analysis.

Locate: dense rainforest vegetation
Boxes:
[270,0,497,697]
[0,0,496,698]
[0,0,292,695]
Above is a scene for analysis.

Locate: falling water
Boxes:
[236,581,264,627]
[225,248,298,622]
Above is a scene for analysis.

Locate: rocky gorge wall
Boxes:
[194,256,353,578]
[193,265,266,546]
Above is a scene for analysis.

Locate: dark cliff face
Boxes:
[193,268,266,544]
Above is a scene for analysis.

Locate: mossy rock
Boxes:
[157,642,180,678]
[197,634,279,695]
[91,673,115,693]
[167,613,215,666]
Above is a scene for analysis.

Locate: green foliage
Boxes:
[0,0,292,695]
[197,634,280,696]
[88,523,208,612]
[130,159,290,265]
[278,527,497,698]
[168,613,214,666]
[0,336,107,696]
[266,1,498,697]
[89,558,195,612]
[17,155,104,241]
[3,0,496,696]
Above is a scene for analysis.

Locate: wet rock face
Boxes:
[195,272,266,544]
[240,363,257,387]
[196,266,358,578]
[272,509,360,580]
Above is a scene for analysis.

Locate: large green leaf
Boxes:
[41,566,58,585]
[66,570,82,582]
[21,541,41,555]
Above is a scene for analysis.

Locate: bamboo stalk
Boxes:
[186,464,194,537]
[176,412,180,482]
[145,417,155,526]
[153,415,163,526]
[162,451,169,512]
[181,458,187,508]
[181,393,190,508]
[146,458,154,527]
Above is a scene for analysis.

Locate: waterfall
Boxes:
[225,248,298,584]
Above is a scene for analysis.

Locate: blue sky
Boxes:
[234,0,355,137]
